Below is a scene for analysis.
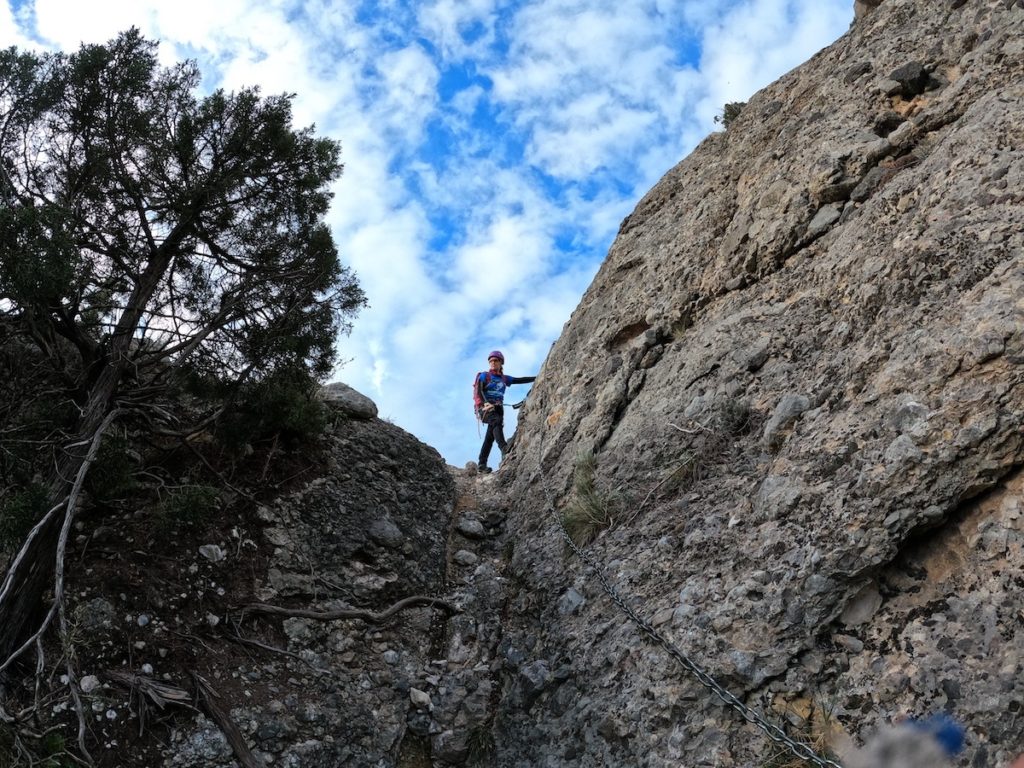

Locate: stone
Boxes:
[853,0,884,19]
[884,434,923,465]
[409,688,432,709]
[761,393,810,448]
[432,730,469,764]
[367,517,403,548]
[806,203,843,239]
[456,517,487,539]
[198,544,225,562]
[80,675,101,694]
[557,588,586,615]
[888,61,931,98]
[453,550,479,567]
[519,660,551,707]
[841,583,884,627]
[319,381,378,420]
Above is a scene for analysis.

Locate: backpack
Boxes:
[473,371,500,419]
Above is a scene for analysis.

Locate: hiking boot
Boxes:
[478,465,492,474]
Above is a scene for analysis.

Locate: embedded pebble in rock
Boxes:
[409,688,432,709]
[453,550,479,567]
[455,517,487,539]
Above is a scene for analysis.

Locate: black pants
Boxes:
[478,405,505,467]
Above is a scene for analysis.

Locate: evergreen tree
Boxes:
[0,30,364,664]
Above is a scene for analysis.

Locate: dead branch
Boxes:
[0,410,121,677]
[238,595,458,624]
[64,663,92,764]
[105,670,194,710]
[106,670,197,740]
[194,673,261,768]
[667,419,713,435]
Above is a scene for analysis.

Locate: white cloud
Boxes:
[0,2,35,48]
[3,0,852,465]
[417,0,497,61]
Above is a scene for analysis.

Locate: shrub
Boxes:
[216,367,328,454]
[84,431,139,503]
[467,725,496,766]
[0,483,49,552]
[761,696,842,768]
[562,451,622,546]
[714,101,746,129]
[157,484,221,532]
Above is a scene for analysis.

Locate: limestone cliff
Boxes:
[498,0,1024,765]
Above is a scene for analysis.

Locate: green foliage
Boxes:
[562,451,622,547]
[0,26,365,668]
[0,724,74,768]
[714,101,747,129]
[216,367,328,453]
[83,432,138,503]
[0,28,365,425]
[157,484,221,532]
[0,483,48,552]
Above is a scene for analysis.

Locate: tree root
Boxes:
[194,673,261,768]
[238,594,458,624]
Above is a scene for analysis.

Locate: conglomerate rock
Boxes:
[160,1,1023,766]
[499,0,1024,765]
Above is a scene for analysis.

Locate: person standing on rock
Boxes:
[475,350,535,473]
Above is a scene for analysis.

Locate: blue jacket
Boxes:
[476,371,535,405]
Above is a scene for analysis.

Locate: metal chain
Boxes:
[533,431,843,768]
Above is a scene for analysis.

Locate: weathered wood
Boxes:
[239,594,457,624]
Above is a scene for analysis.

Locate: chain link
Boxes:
[533,431,843,768]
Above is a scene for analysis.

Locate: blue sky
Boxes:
[1,0,852,465]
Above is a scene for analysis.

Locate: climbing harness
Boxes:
[534,430,844,768]
[476,399,528,438]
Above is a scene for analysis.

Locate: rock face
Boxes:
[163,412,520,768]
[166,413,457,767]
[500,1,1024,766]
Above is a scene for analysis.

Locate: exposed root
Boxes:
[237,594,458,624]
[194,673,261,768]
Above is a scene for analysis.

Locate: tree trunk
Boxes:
[0,358,123,665]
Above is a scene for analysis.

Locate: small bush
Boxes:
[84,431,138,503]
[562,451,622,546]
[718,398,758,437]
[714,101,746,129]
[761,696,842,768]
[157,484,221,532]
[0,483,49,552]
[0,725,75,768]
[216,368,328,454]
